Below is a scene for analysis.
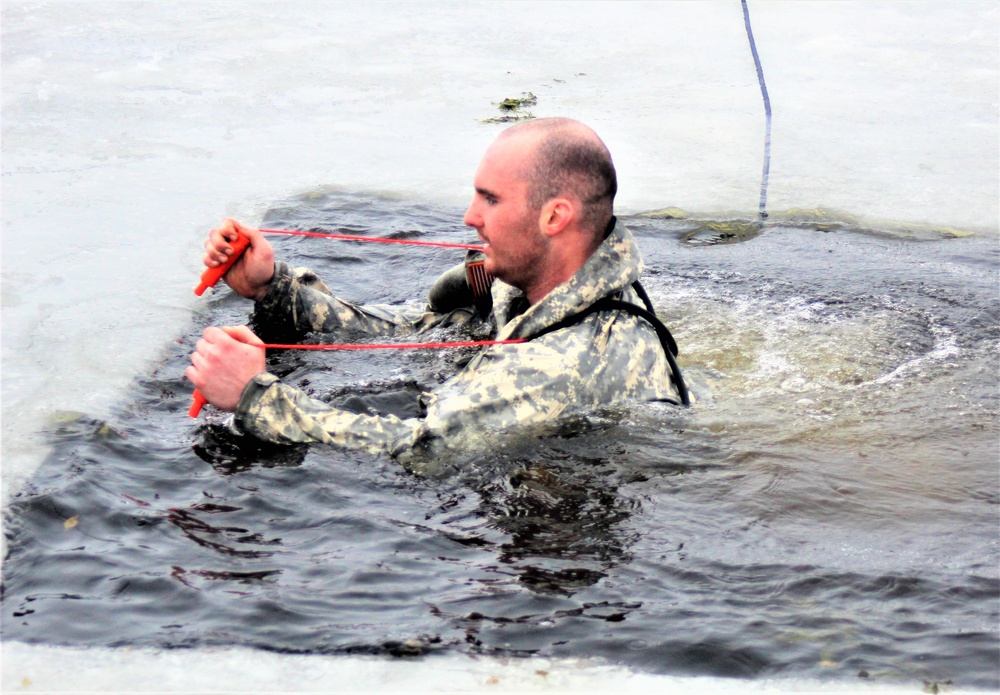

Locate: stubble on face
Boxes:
[470,136,550,293]
[485,202,546,291]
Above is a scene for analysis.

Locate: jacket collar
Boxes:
[491,218,644,340]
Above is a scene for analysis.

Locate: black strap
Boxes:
[631,279,656,315]
[524,284,690,406]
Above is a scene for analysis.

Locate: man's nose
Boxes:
[463,202,481,228]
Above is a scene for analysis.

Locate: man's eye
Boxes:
[485,195,498,205]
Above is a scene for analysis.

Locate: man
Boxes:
[186,118,683,465]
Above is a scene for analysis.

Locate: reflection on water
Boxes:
[2,193,997,689]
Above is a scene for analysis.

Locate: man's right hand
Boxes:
[204,218,275,301]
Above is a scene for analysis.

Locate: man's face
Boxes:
[463,136,549,291]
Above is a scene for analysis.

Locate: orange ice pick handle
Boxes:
[194,231,250,296]
[188,389,208,418]
[190,230,250,416]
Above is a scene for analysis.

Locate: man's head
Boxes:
[506,118,617,239]
[463,118,617,304]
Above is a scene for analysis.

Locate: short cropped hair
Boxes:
[508,119,618,238]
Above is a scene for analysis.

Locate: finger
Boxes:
[231,220,270,256]
[198,331,230,358]
[221,218,261,250]
[189,350,209,372]
[209,227,236,257]
[202,326,229,345]
[230,218,258,239]
[220,325,265,346]
[202,248,223,269]
[184,363,204,387]
[193,340,213,365]
[203,230,234,268]
[219,218,241,243]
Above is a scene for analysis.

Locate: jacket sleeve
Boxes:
[233,337,590,467]
[251,260,474,342]
[234,307,677,466]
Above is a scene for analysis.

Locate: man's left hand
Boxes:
[186,325,266,412]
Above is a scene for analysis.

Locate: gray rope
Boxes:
[742,0,772,219]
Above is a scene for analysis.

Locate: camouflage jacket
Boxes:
[235,221,679,465]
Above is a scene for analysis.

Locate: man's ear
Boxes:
[538,197,575,238]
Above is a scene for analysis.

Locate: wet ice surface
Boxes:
[2,1,997,692]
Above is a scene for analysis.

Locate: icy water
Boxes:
[2,192,997,690]
[3,1,997,691]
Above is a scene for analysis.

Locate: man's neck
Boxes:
[524,226,608,305]
[523,251,583,305]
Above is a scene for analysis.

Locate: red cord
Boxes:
[259,228,484,251]
[190,227,493,417]
[261,339,522,351]
[188,338,525,418]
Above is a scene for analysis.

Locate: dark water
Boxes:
[3,192,998,689]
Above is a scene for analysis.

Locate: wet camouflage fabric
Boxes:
[236,221,680,465]
[250,263,477,341]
